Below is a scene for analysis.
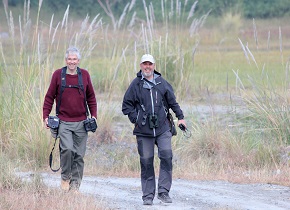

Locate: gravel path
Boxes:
[17,172,290,210]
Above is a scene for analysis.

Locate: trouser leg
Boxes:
[70,124,87,189]
[59,121,73,181]
[156,131,173,194]
[137,136,155,200]
[59,120,87,188]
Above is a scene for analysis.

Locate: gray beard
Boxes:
[142,71,153,78]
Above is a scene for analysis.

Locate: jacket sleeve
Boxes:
[122,82,138,124]
[164,81,184,120]
[43,71,59,120]
[85,72,97,119]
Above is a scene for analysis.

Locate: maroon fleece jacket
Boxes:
[43,68,97,122]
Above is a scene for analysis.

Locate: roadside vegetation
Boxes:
[0,0,290,208]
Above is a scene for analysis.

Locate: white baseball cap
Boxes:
[140,54,155,64]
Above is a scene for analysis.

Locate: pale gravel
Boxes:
[17,172,290,210]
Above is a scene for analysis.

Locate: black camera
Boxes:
[149,114,159,129]
[178,123,186,131]
[84,118,97,132]
[48,116,60,129]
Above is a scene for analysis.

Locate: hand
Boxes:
[44,118,49,129]
[177,119,186,128]
[178,119,192,137]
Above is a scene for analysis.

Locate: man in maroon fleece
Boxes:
[43,46,97,192]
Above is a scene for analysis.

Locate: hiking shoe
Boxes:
[70,189,80,194]
[69,180,80,192]
[157,192,172,203]
[69,185,80,194]
[61,179,70,192]
[143,198,153,205]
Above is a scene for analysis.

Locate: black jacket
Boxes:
[122,70,184,137]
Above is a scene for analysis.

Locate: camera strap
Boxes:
[49,136,60,172]
[56,66,90,117]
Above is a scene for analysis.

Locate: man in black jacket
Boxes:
[122,54,186,205]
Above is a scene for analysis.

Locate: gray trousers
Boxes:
[136,130,173,200]
[58,120,88,189]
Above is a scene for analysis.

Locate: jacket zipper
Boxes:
[150,89,156,137]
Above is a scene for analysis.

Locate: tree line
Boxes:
[3,0,290,20]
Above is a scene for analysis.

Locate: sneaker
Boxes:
[61,179,70,192]
[143,198,153,205]
[71,189,80,194]
[157,192,172,203]
[69,180,80,192]
[69,185,80,194]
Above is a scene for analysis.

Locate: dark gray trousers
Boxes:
[58,120,88,189]
[136,130,173,200]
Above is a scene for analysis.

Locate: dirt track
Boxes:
[18,172,290,210]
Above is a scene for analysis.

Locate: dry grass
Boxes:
[0,188,105,210]
[173,163,290,186]
[0,157,105,210]
[171,115,290,186]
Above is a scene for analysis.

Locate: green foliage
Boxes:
[242,0,290,18]
[7,0,38,7]
[3,0,290,20]
[195,0,242,17]
[44,0,102,17]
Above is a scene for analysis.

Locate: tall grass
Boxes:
[0,1,104,169]
[171,19,290,185]
[0,0,203,177]
[236,19,290,145]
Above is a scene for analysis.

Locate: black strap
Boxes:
[147,79,190,135]
[138,82,146,112]
[49,135,60,172]
[138,78,170,114]
[77,68,90,116]
[56,67,90,117]
[55,67,65,116]
[143,78,170,111]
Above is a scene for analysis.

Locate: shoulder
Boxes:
[54,68,62,74]
[156,76,168,85]
[130,77,142,86]
[79,68,89,74]
[157,76,173,91]
[125,77,141,92]
[51,68,62,79]
[79,68,92,78]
